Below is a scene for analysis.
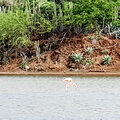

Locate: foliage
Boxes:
[72,0,120,32]
[86,47,93,54]
[23,0,54,34]
[62,2,74,25]
[102,55,112,65]
[0,10,31,63]
[2,0,120,34]
[21,60,27,69]
[71,53,83,63]
[21,60,29,71]
[96,36,100,41]
[0,10,30,47]
[109,23,120,38]
[0,0,120,64]
[83,59,94,67]
[114,19,120,27]
[32,15,53,34]
[89,36,95,40]
[102,49,108,54]
[40,1,55,20]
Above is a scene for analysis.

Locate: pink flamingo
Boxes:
[63,78,77,89]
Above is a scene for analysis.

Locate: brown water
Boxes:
[0,76,120,120]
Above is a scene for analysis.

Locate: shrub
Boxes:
[72,0,120,32]
[40,2,55,20]
[114,19,120,27]
[11,0,120,34]
[63,2,74,25]
[32,15,53,34]
[19,0,54,35]
[0,10,31,63]
[102,55,112,65]
[0,10,30,46]
[71,53,83,63]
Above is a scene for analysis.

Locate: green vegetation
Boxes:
[86,47,93,54]
[102,55,112,65]
[89,36,95,40]
[102,49,108,54]
[72,0,120,32]
[0,10,30,46]
[70,52,94,69]
[21,60,27,69]
[0,0,119,66]
[71,53,83,63]
[0,10,31,63]
[83,59,94,67]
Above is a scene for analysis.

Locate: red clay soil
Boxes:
[0,33,120,72]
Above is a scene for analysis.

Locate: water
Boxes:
[0,76,120,120]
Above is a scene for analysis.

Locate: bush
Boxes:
[32,15,53,34]
[16,0,120,33]
[40,1,74,32]
[0,10,30,46]
[63,2,74,25]
[72,0,120,32]
[0,10,31,63]
[1,0,120,34]
[40,2,55,20]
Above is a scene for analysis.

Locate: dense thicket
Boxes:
[0,0,120,63]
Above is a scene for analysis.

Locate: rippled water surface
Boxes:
[0,76,120,120]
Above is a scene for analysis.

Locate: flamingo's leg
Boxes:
[71,83,77,88]
[66,84,69,90]
[73,83,77,87]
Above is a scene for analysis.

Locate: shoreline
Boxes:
[0,72,120,77]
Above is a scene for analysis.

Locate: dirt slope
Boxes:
[0,33,120,72]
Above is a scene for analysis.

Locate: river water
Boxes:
[0,76,120,120]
